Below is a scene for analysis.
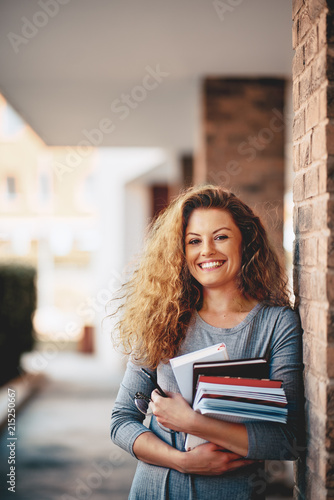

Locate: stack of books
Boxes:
[170,350,288,451]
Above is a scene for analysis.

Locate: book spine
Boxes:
[197,376,282,388]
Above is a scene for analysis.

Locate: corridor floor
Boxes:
[0,352,137,500]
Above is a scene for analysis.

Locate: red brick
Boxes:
[312,269,327,301]
[300,66,313,105]
[318,374,328,410]
[306,92,319,131]
[306,405,326,447]
[305,26,318,65]
[293,45,305,80]
[312,123,327,160]
[318,161,328,193]
[317,234,327,269]
[312,48,327,90]
[294,109,306,139]
[314,197,329,230]
[318,306,328,341]
[294,172,305,201]
[299,6,312,41]
[300,269,314,298]
[301,303,319,336]
[304,234,318,265]
[298,203,313,232]
[305,165,319,198]
[304,370,327,409]
[293,143,301,171]
[303,330,311,364]
[293,80,300,113]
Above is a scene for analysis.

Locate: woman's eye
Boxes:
[215,235,228,241]
[188,239,200,245]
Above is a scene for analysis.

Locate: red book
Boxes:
[197,375,282,389]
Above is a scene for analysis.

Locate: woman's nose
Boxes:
[201,240,215,256]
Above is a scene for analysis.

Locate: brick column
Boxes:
[292,1,334,498]
[195,78,285,254]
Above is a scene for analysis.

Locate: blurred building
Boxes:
[0,94,97,348]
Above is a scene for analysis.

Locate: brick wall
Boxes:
[194,78,285,254]
[292,0,334,498]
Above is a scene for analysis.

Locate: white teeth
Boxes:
[200,261,224,269]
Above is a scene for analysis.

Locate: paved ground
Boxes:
[0,352,294,500]
[0,353,137,500]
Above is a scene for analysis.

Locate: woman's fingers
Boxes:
[150,390,194,432]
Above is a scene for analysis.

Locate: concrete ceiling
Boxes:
[0,0,293,151]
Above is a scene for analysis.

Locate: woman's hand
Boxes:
[150,390,195,433]
[179,442,256,475]
[150,389,251,459]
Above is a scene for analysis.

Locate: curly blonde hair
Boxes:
[111,184,290,369]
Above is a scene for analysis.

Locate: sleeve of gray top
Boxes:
[110,360,155,458]
[245,307,304,461]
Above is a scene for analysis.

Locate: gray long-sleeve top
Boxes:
[111,303,304,500]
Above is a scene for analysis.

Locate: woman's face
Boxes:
[184,208,243,292]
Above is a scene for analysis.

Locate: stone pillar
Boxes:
[195,78,285,254]
[292,1,334,498]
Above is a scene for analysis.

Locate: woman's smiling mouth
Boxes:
[198,260,225,270]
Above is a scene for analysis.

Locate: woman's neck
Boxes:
[201,286,257,314]
[199,287,258,328]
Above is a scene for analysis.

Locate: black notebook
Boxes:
[192,357,268,401]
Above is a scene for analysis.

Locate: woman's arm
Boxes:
[150,390,249,456]
[132,430,254,475]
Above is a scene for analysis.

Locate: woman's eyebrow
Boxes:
[186,232,201,237]
[186,227,232,237]
[213,226,232,234]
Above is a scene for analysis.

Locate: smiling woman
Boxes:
[110,184,303,500]
[185,208,242,291]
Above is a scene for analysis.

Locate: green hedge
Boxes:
[0,264,36,385]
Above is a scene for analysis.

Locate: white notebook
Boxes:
[169,342,229,404]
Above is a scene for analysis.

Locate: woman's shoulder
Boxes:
[258,303,301,327]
